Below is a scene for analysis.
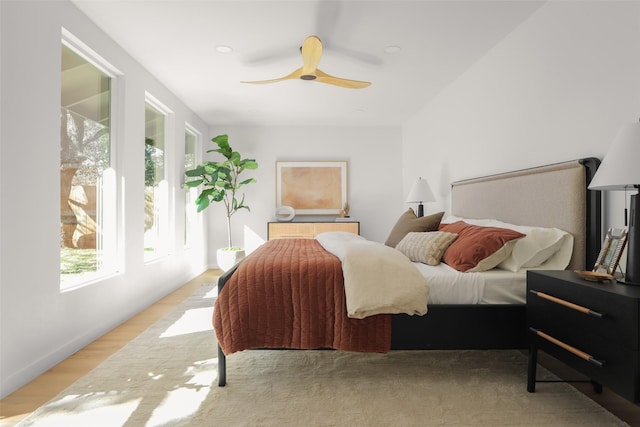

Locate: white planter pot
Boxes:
[217,248,245,272]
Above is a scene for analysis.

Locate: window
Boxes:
[60,39,118,288]
[184,127,200,248]
[144,98,169,261]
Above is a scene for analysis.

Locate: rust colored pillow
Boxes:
[385,209,444,247]
[439,221,526,272]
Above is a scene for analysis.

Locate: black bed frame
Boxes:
[216,158,602,386]
[391,305,527,350]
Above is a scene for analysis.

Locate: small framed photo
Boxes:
[593,227,628,276]
[276,161,347,215]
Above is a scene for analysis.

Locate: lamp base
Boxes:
[417,203,424,218]
[625,193,640,284]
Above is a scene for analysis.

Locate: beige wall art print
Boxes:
[276,161,347,215]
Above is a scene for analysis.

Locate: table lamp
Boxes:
[405,177,435,217]
[588,121,640,284]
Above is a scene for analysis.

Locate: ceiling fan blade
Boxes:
[300,36,323,76]
[241,36,370,88]
[241,68,303,84]
[315,69,371,89]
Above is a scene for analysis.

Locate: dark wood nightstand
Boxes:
[527,270,640,403]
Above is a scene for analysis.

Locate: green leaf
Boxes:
[216,165,231,175]
[211,134,232,158]
[243,160,258,170]
[212,190,225,202]
[239,178,256,186]
[229,151,241,165]
[184,179,203,188]
[196,197,210,212]
[185,166,205,177]
[211,134,229,146]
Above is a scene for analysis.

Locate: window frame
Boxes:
[143,93,174,262]
[60,29,124,291]
[184,124,202,249]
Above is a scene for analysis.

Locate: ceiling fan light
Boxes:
[215,45,233,53]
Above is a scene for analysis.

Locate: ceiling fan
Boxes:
[241,36,371,89]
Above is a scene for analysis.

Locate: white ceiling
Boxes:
[71,0,545,127]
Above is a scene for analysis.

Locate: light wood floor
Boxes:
[0,269,221,426]
[2,268,639,426]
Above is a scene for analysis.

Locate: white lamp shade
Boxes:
[589,122,640,190]
[405,177,435,203]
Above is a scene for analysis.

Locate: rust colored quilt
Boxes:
[214,239,391,355]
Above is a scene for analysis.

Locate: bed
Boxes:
[213,158,602,386]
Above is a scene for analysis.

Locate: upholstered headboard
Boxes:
[450,158,601,271]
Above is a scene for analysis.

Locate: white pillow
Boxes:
[442,215,573,272]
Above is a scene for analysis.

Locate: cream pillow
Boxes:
[396,231,458,265]
[442,215,573,271]
[502,227,573,271]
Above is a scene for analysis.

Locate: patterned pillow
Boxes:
[396,231,458,265]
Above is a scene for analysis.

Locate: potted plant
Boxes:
[184,134,258,271]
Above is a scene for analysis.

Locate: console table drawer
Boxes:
[268,223,315,239]
[268,222,360,240]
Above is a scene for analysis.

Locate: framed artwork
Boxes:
[593,227,628,276]
[276,161,347,215]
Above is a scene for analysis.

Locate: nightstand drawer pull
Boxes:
[529,327,605,367]
[529,290,604,318]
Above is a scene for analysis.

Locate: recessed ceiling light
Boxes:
[384,45,401,54]
[215,45,233,53]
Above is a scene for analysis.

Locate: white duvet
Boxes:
[412,262,485,304]
[316,232,430,319]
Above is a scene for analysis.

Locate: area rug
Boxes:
[18,284,627,426]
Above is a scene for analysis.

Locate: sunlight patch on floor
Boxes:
[159,307,213,338]
[203,286,218,298]
[145,358,218,427]
[145,387,209,427]
[36,393,141,426]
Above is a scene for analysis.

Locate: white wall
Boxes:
[0,1,209,398]
[203,125,404,267]
[403,1,640,236]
